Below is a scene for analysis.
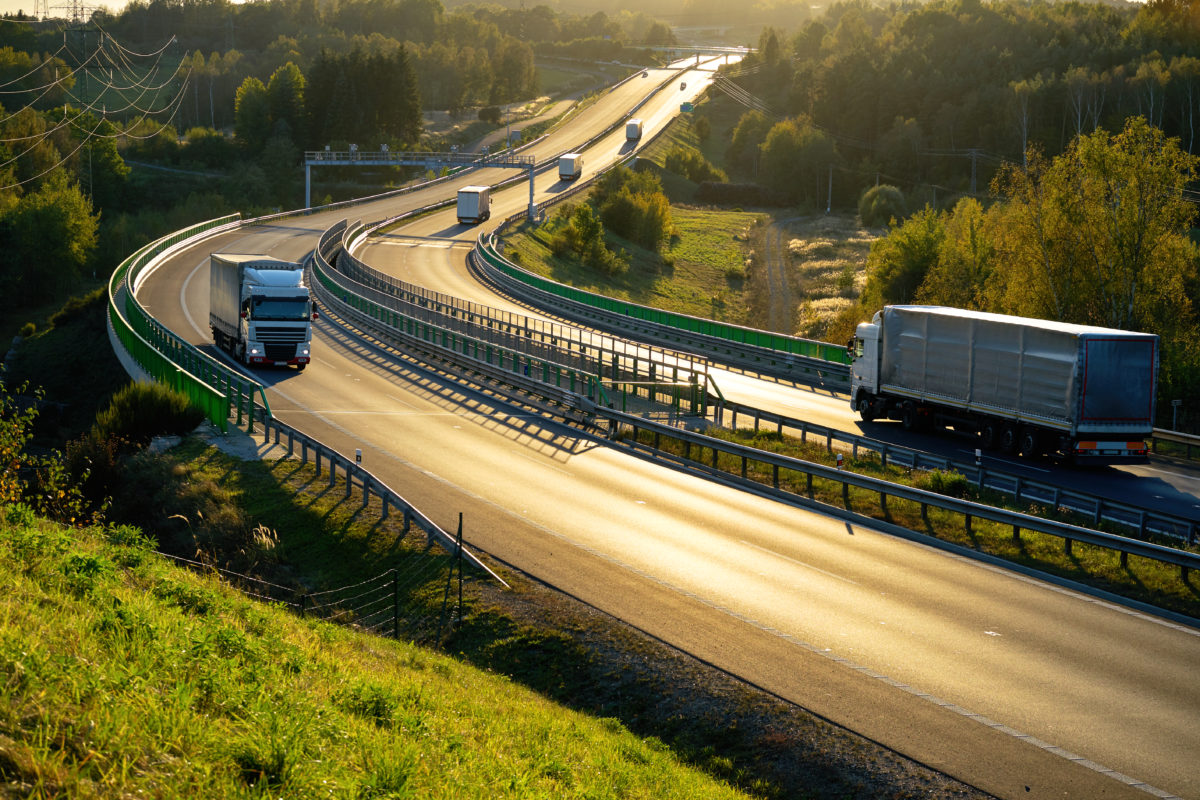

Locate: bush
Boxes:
[663,146,727,183]
[478,106,501,125]
[92,382,204,448]
[915,469,975,499]
[859,184,906,227]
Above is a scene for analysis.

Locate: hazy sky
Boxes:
[2,0,135,19]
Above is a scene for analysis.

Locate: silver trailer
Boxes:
[849,305,1158,462]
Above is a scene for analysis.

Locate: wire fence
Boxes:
[156,517,469,645]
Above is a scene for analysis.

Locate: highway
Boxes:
[135,59,1200,800]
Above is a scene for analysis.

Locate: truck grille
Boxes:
[255,326,306,344]
[265,344,298,361]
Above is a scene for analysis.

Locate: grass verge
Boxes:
[502,206,762,325]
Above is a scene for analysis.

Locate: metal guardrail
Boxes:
[249,407,506,586]
[1152,428,1200,460]
[716,400,1199,545]
[107,215,264,433]
[336,223,711,391]
[599,407,1200,580]
[312,222,642,416]
[472,236,850,389]
[108,215,500,579]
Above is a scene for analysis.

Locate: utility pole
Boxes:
[826,163,833,214]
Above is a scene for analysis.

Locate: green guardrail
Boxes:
[478,239,850,367]
[108,214,271,433]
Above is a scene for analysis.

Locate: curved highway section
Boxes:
[135,60,1200,800]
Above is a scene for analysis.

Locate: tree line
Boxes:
[712,0,1200,206]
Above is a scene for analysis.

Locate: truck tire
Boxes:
[296,363,307,372]
[901,403,918,431]
[1019,427,1040,456]
[999,424,1018,454]
[980,422,998,450]
[857,395,875,422]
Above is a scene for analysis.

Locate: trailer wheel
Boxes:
[980,422,998,449]
[1019,428,1040,456]
[901,403,918,431]
[857,395,876,422]
[999,424,1018,454]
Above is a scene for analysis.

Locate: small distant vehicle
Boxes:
[642,71,649,77]
[625,118,643,140]
[558,153,583,181]
[456,185,491,225]
[680,81,687,90]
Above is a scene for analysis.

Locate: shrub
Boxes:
[92,382,204,448]
[915,469,975,499]
[663,146,726,183]
[859,184,906,227]
[18,322,35,338]
[478,106,501,125]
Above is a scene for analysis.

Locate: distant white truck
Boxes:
[209,253,314,370]
[625,118,642,141]
[558,153,583,181]
[456,185,491,225]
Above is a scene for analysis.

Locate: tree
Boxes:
[234,77,270,153]
[915,198,998,309]
[726,110,773,173]
[758,117,838,204]
[0,172,98,305]
[993,117,1197,330]
[860,206,945,309]
[267,61,307,144]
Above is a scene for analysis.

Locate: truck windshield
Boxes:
[251,296,310,321]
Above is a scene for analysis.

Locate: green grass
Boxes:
[503,206,762,325]
[0,510,754,799]
[626,425,1200,620]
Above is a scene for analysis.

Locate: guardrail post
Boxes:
[879,491,887,518]
[1064,537,1073,556]
[842,481,850,508]
[805,472,813,497]
[772,464,779,489]
[330,457,338,487]
[965,513,972,534]
[1120,550,1128,569]
[1012,524,1021,542]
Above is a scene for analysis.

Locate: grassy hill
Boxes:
[0,511,751,798]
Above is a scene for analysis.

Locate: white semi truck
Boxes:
[558,153,583,181]
[456,185,491,224]
[625,118,642,140]
[209,253,314,370]
[848,305,1158,463]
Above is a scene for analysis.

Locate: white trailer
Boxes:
[849,305,1158,462]
[456,185,491,225]
[209,254,314,370]
[558,153,583,181]
[625,118,642,140]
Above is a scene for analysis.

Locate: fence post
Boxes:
[393,568,400,640]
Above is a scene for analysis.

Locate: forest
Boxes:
[0,0,1198,422]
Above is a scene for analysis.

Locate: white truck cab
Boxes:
[849,314,881,412]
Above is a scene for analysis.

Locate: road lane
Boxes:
[133,64,1200,799]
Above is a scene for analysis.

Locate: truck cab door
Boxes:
[850,322,880,400]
